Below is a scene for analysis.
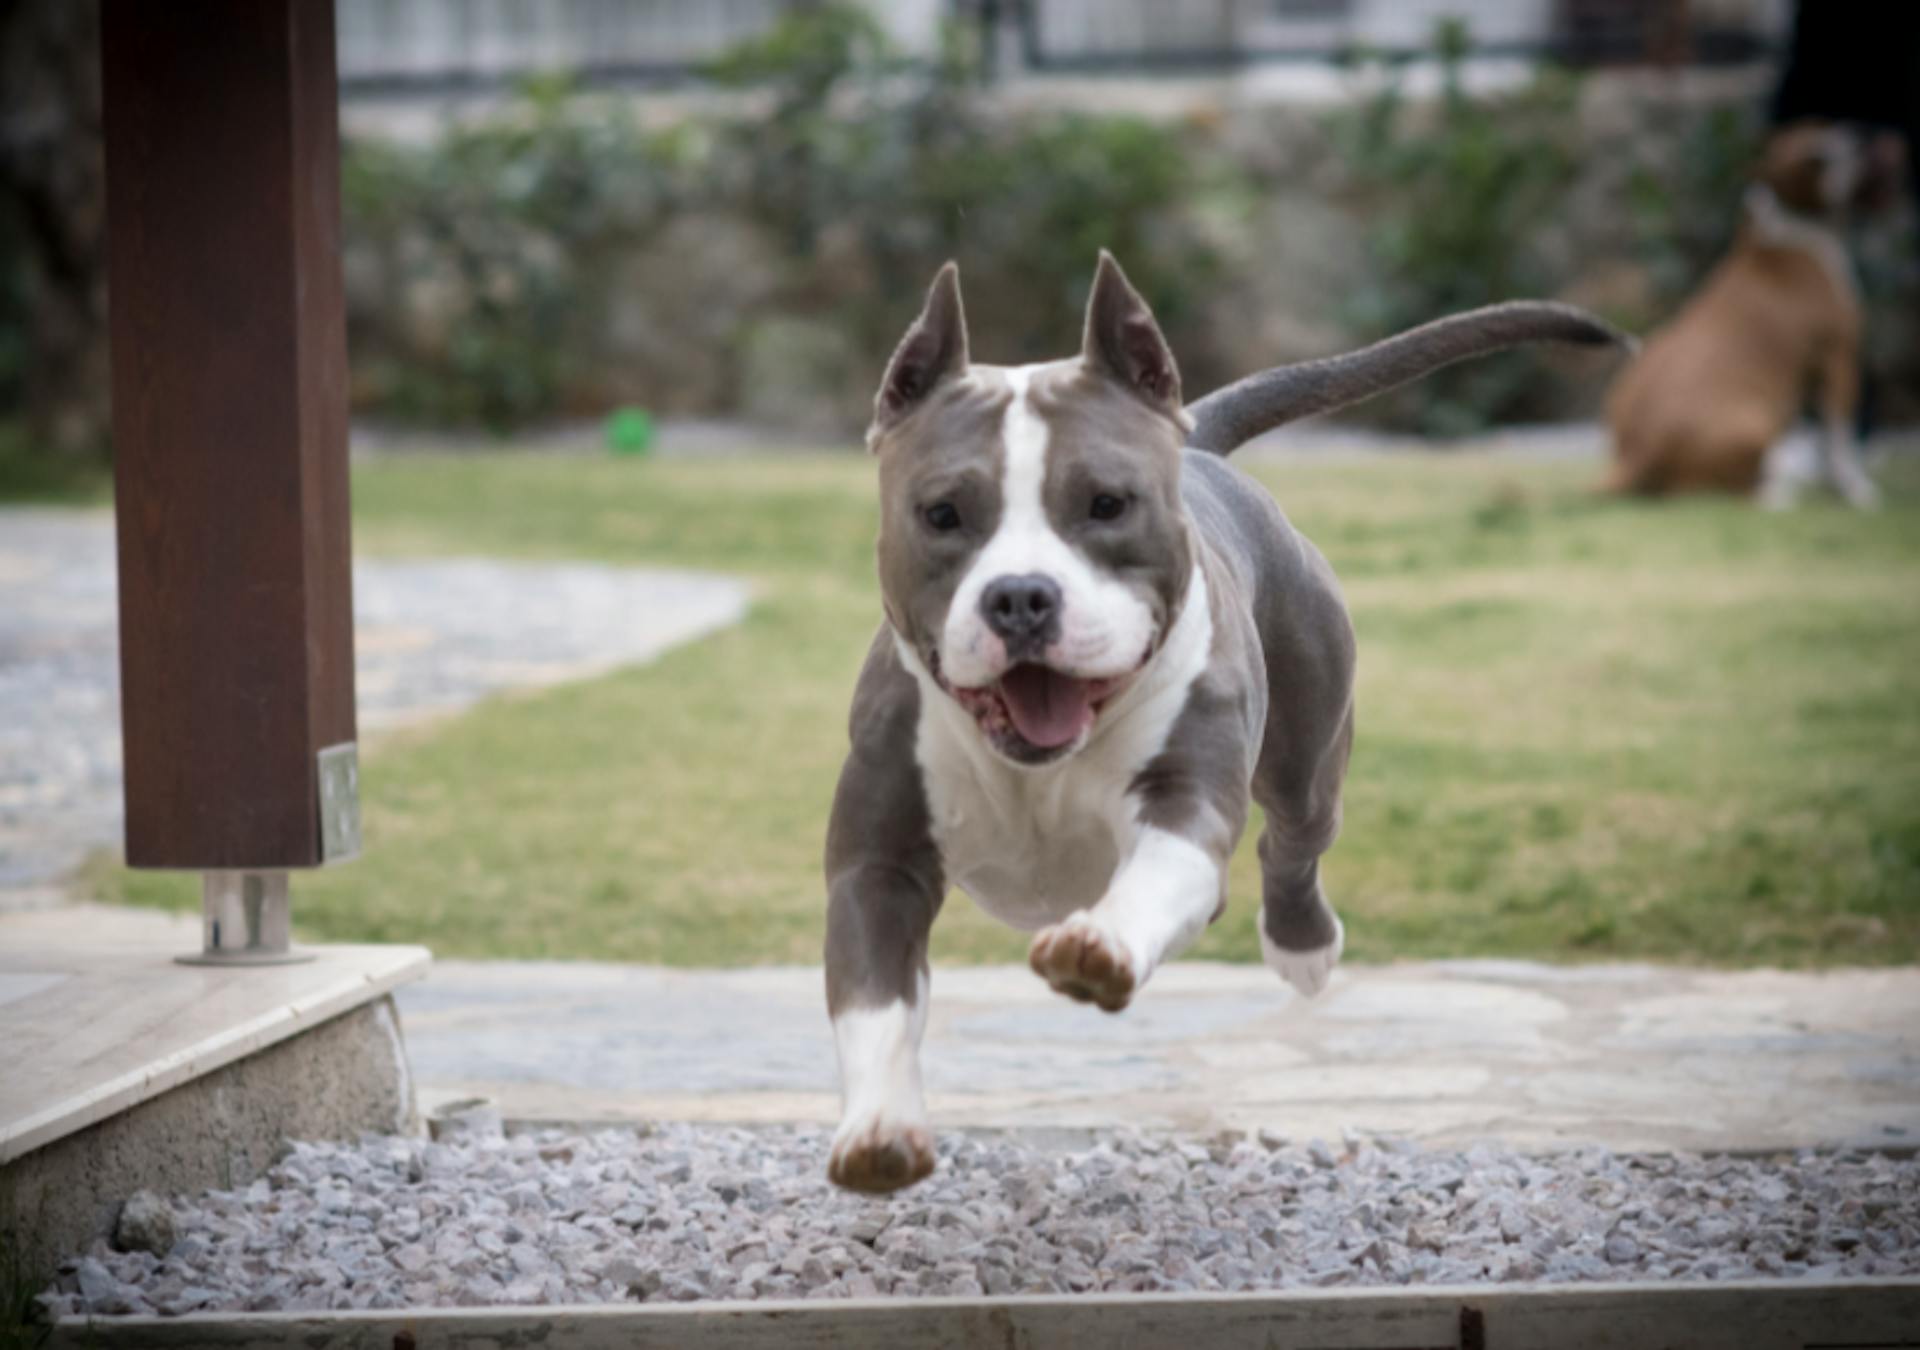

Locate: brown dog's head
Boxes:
[1760,120,1907,216]
[866,254,1196,767]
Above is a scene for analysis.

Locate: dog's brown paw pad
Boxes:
[828,1117,936,1194]
[1028,915,1137,1012]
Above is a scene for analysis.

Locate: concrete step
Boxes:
[0,903,429,1278]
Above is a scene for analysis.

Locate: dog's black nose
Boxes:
[981,573,1062,647]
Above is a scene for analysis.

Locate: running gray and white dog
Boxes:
[824,253,1624,1193]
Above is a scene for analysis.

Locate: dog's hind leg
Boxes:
[1255,704,1353,997]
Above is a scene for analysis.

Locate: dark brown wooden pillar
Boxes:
[102,0,358,875]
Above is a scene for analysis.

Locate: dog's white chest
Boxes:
[895,563,1214,933]
[922,753,1129,930]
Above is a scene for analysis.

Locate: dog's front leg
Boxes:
[821,637,948,1190]
[1028,825,1223,1013]
[1818,343,1881,510]
[825,858,942,1193]
[823,721,946,1193]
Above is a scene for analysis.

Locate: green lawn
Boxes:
[91,447,1920,968]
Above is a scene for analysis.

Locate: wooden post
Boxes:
[101,0,358,952]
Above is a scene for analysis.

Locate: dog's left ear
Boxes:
[1082,250,1184,418]
[869,262,969,451]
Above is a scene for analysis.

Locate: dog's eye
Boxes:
[1089,493,1128,522]
[923,501,962,532]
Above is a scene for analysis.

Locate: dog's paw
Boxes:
[1842,477,1883,512]
[828,1113,936,1194]
[1261,911,1343,998]
[1028,913,1137,1012]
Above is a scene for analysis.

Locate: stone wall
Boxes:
[339,66,1919,439]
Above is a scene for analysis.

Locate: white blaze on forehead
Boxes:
[940,364,1158,689]
[1820,128,1862,207]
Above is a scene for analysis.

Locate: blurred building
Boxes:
[336,0,1792,97]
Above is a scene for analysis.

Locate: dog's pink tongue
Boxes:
[998,664,1095,748]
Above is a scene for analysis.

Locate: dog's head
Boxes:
[867,253,1195,767]
[1760,120,1907,216]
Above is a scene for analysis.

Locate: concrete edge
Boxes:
[41,1277,1920,1348]
[1,944,431,1164]
[3,995,421,1289]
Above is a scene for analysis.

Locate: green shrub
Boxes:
[343,75,698,430]
[340,6,1229,432]
[1624,100,1759,307]
[1324,19,1584,435]
[331,7,1916,437]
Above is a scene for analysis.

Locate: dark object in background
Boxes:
[1552,0,1771,66]
[1769,3,1918,437]
[1772,3,1918,211]
[0,0,108,458]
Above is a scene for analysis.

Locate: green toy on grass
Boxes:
[605,407,654,456]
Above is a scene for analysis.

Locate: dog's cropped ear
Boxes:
[869,262,969,450]
[1082,250,1185,420]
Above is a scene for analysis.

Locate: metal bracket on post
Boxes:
[176,871,314,966]
[318,742,361,863]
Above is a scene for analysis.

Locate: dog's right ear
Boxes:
[869,262,969,451]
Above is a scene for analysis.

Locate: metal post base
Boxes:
[176,870,315,966]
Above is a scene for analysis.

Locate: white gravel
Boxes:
[40,1123,1920,1318]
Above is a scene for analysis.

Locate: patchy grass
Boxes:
[91,447,1920,968]
[0,423,109,505]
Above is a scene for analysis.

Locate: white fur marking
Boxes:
[903,564,1214,931]
[1082,826,1221,984]
[939,364,1159,689]
[1821,411,1882,511]
[831,971,928,1133]
[1744,183,1857,312]
[1260,907,1344,998]
[1818,128,1863,211]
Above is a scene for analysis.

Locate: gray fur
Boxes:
[1179,451,1356,952]
[1185,300,1632,454]
[1127,537,1264,885]
[828,265,1615,1024]
[823,633,944,1016]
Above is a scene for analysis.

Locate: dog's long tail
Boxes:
[1184,301,1635,455]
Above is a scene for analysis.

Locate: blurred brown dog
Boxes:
[1605,122,1903,508]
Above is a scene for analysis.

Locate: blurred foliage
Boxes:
[1326,18,1585,436]
[0,419,107,501]
[1624,101,1760,303]
[342,74,701,428]
[343,5,1222,432]
[0,222,27,419]
[211,7,1920,438]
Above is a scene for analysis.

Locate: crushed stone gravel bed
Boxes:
[40,1123,1920,1317]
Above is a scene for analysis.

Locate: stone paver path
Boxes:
[5,902,1916,1155]
[0,510,749,893]
[398,957,1920,1155]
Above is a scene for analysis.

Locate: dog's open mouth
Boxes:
[939,658,1142,763]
